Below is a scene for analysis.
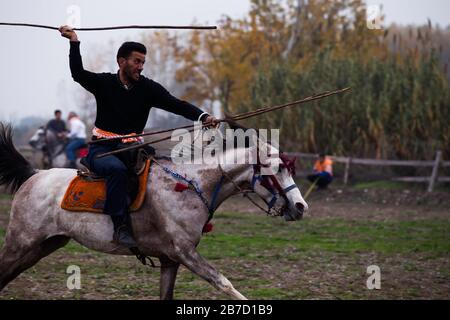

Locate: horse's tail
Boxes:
[0,123,37,193]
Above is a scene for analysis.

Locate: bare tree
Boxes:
[283,0,304,59]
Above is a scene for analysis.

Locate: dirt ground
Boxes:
[220,187,450,221]
[0,187,449,300]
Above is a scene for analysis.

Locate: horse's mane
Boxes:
[150,116,296,175]
[224,114,296,175]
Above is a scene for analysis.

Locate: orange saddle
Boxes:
[61,159,152,213]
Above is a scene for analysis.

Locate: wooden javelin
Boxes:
[0,22,217,30]
[95,87,351,159]
[91,87,351,145]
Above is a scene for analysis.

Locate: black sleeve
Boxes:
[149,81,209,122]
[69,41,101,94]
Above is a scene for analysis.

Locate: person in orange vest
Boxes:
[307,152,333,189]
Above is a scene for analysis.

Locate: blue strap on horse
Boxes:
[133,161,222,268]
[159,164,222,222]
[251,173,278,210]
[283,184,298,193]
[208,175,225,218]
[251,174,261,189]
[161,166,208,205]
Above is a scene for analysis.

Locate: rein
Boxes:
[218,157,299,217]
[152,157,297,221]
[218,164,277,216]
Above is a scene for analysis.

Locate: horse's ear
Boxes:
[279,153,297,176]
[290,158,297,176]
[290,157,297,168]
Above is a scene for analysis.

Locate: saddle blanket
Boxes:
[61,159,151,213]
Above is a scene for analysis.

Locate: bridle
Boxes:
[153,151,299,222]
[216,154,299,217]
[251,162,298,213]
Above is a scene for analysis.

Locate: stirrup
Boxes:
[129,247,158,268]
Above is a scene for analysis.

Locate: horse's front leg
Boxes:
[159,255,180,300]
[173,247,247,300]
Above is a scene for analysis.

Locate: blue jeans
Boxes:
[66,138,86,162]
[86,143,129,219]
[307,171,333,189]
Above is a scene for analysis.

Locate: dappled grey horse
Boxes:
[0,124,307,299]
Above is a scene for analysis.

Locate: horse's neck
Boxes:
[201,147,255,211]
[156,151,253,213]
[209,163,252,211]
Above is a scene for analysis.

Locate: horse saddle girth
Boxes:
[61,159,152,213]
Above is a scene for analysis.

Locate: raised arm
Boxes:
[58,25,100,93]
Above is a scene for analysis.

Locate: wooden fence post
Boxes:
[427,150,442,192]
[343,157,352,185]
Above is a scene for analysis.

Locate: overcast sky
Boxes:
[0,0,449,123]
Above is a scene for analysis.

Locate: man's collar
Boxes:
[116,71,135,90]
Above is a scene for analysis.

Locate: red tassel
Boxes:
[202,222,213,234]
[174,182,189,192]
[77,147,89,158]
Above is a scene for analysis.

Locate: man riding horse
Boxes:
[46,109,67,141]
[58,26,219,250]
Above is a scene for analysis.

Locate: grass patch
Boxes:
[199,212,450,257]
[0,228,5,246]
[0,204,448,299]
[353,180,413,190]
[64,240,96,254]
[0,194,12,201]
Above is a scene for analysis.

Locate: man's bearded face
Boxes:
[122,51,145,82]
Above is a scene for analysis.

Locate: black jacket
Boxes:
[69,41,207,135]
